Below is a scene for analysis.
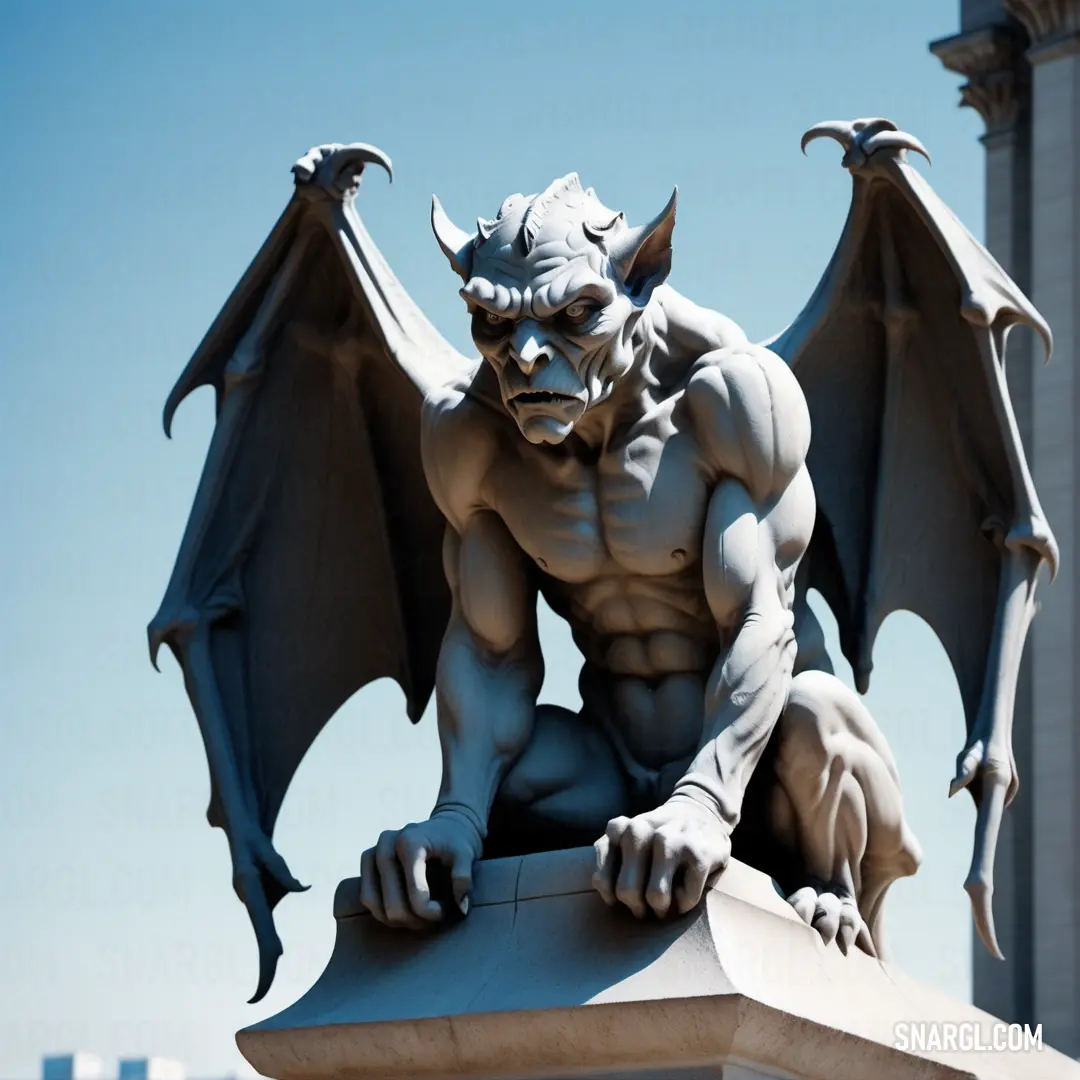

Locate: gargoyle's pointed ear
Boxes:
[607,187,677,304]
[431,195,476,280]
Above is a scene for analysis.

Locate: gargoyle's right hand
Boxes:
[359,809,482,929]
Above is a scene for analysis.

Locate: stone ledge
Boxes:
[239,848,1079,1080]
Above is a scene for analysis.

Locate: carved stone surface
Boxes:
[1004,0,1080,57]
[237,848,1080,1080]
[1022,13,1080,1046]
[933,1,1080,1052]
[152,119,1056,1023]
[930,25,1028,136]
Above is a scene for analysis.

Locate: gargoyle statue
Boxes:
[151,119,1055,1002]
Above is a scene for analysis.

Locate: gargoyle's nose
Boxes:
[510,322,552,376]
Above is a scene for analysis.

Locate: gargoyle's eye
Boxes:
[471,308,512,341]
[564,300,596,323]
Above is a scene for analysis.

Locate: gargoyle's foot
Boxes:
[769,670,922,960]
[786,880,875,957]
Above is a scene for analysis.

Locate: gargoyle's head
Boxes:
[432,175,676,445]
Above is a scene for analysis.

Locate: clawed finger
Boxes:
[787,886,817,926]
[615,824,653,918]
[855,921,877,958]
[593,833,620,906]
[674,854,711,915]
[836,903,860,955]
[645,836,680,918]
[450,848,473,914]
[787,885,873,956]
[375,832,426,930]
[811,892,842,946]
[359,847,387,924]
[397,833,443,923]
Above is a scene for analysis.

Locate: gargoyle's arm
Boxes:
[669,344,813,832]
[432,514,545,835]
[358,509,543,928]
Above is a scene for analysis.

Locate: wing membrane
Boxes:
[150,145,474,1000]
[768,119,1055,957]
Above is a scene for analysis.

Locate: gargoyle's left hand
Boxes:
[592,800,731,919]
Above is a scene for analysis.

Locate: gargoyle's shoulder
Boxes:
[421,363,508,521]
[423,363,506,443]
[685,343,810,499]
[685,341,801,404]
[653,286,749,357]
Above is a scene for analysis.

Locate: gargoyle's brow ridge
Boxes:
[459,278,522,317]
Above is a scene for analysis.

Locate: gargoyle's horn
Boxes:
[606,187,678,299]
[431,195,476,280]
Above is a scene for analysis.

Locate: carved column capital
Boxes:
[930,25,1029,139]
[1004,0,1080,62]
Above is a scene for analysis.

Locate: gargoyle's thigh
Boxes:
[485,705,633,857]
[769,669,920,891]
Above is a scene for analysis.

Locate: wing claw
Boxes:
[966,878,1005,960]
[801,117,932,168]
[800,121,856,155]
[950,738,985,798]
[292,142,393,199]
[949,774,970,799]
[233,833,309,1003]
[864,130,931,165]
[961,761,1012,961]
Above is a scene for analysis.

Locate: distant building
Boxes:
[42,1056,103,1080]
[39,1059,184,1080]
[931,0,1080,1058]
[117,1062,183,1080]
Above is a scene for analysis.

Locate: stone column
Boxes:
[1003,0,1080,1057]
[930,20,1035,1031]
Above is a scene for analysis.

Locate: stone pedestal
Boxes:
[237,848,1078,1080]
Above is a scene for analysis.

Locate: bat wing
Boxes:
[767,118,1057,959]
[149,144,476,1001]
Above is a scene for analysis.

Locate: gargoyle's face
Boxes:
[432,175,677,445]
[466,250,637,445]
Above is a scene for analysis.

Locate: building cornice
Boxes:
[930,24,1029,137]
[1003,0,1080,63]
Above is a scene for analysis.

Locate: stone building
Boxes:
[931,0,1080,1057]
[39,1060,184,1080]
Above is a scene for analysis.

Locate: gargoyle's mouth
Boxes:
[512,390,578,406]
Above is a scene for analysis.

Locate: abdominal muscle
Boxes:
[546,576,719,778]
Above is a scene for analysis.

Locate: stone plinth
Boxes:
[237,848,1078,1080]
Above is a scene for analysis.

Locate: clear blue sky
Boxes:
[1,1,992,1075]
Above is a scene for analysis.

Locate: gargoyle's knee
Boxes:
[776,669,920,880]
[775,669,850,780]
[778,670,899,781]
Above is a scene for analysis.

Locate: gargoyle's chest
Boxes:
[491,420,709,583]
